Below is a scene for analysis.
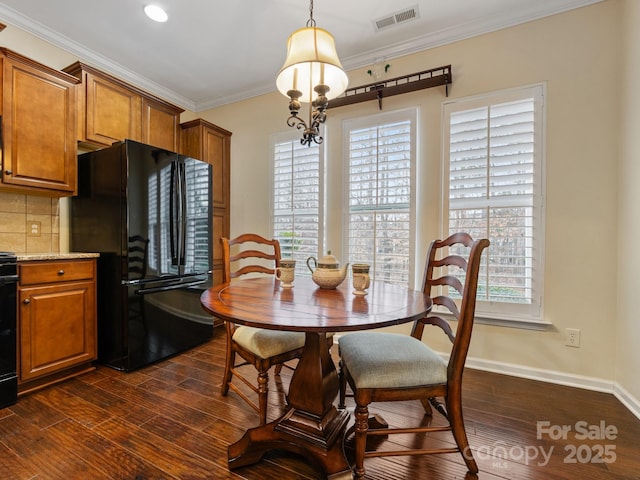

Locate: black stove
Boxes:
[0,251,18,409]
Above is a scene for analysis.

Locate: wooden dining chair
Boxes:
[221,233,332,425]
[338,232,490,479]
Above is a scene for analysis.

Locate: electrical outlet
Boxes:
[565,328,581,348]
[27,220,41,237]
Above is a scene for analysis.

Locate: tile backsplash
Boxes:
[0,192,60,254]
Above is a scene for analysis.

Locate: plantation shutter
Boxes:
[272,138,321,273]
[345,110,415,286]
[444,85,544,322]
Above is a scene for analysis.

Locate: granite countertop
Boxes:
[17,252,100,261]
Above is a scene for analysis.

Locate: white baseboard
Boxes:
[464,355,640,421]
[613,383,640,420]
[336,334,640,421]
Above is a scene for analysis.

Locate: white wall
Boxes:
[193,1,626,387]
[616,0,640,408]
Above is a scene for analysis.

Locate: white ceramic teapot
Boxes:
[306,251,349,289]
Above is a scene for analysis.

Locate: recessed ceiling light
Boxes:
[144,5,168,23]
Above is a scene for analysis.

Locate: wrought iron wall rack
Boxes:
[328,64,451,110]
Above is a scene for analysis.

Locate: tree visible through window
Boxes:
[345,109,416,286]
[443,85,545,322]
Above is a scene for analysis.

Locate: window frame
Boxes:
[442,84,547,326]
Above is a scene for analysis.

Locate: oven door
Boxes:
[0,269,18,408]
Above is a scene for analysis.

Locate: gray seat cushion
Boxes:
[233,326,306,358]
[339,332,447,389]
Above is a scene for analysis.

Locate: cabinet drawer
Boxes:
[19,260,95,285]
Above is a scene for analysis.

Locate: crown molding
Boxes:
[340,0,603,71]
[0,3,196,111]
[0,0,603,112]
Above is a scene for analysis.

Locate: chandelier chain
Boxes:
[307,0,316,27]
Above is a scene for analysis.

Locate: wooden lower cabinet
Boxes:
[17,258,97,395]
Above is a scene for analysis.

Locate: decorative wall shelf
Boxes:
[328,65,452,110]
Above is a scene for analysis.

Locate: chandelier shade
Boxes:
[276,26,348,102]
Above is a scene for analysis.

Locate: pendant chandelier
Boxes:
[276,0,348,146]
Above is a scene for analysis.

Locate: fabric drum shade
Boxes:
[276,26,348,102]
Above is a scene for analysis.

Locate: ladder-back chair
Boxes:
[221,233,332,425]
[338,232,490,479]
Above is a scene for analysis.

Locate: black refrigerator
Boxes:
[71,140,214,371]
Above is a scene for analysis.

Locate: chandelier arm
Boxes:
[287,115,307,131]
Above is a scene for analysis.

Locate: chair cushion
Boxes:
[339,332,447,389]
[233,326,306,359]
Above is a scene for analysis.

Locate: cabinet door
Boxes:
[142,97,181,151]
[18,280,96,382]
[1,56,77,194]
[203,127,230,210]
[84,71,142,146]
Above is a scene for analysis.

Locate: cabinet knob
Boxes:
[58,270,65,275]
[4,170,12,175]
[23,298,30,305]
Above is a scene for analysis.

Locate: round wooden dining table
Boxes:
[200,275,432,479]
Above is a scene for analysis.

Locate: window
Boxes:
[271,134,323,273]
[443,85,545,323]
[344,109,417,286]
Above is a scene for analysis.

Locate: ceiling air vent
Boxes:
[374,5,419,32]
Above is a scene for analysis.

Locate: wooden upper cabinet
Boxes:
[180,119,231,208]
[83,70,142,146]
[142,97,181,152]
[0,48,79,196]
[63,62,183,150]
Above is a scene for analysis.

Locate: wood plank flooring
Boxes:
[1,328,639,479]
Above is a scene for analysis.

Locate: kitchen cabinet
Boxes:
[17,258,97,395]
[180,119,232,286]
[63,62,183,151]
[142,97,181,152]
[0,48,79,196]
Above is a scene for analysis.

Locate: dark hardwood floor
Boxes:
[1,328,639,479]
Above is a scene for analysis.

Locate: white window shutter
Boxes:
[345,110,416,286]
[272,137,322,272]
[444,85,545,323]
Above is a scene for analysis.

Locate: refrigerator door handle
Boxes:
[179,161,187,267]
[135,278,207,295]
[169,161,177,265]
